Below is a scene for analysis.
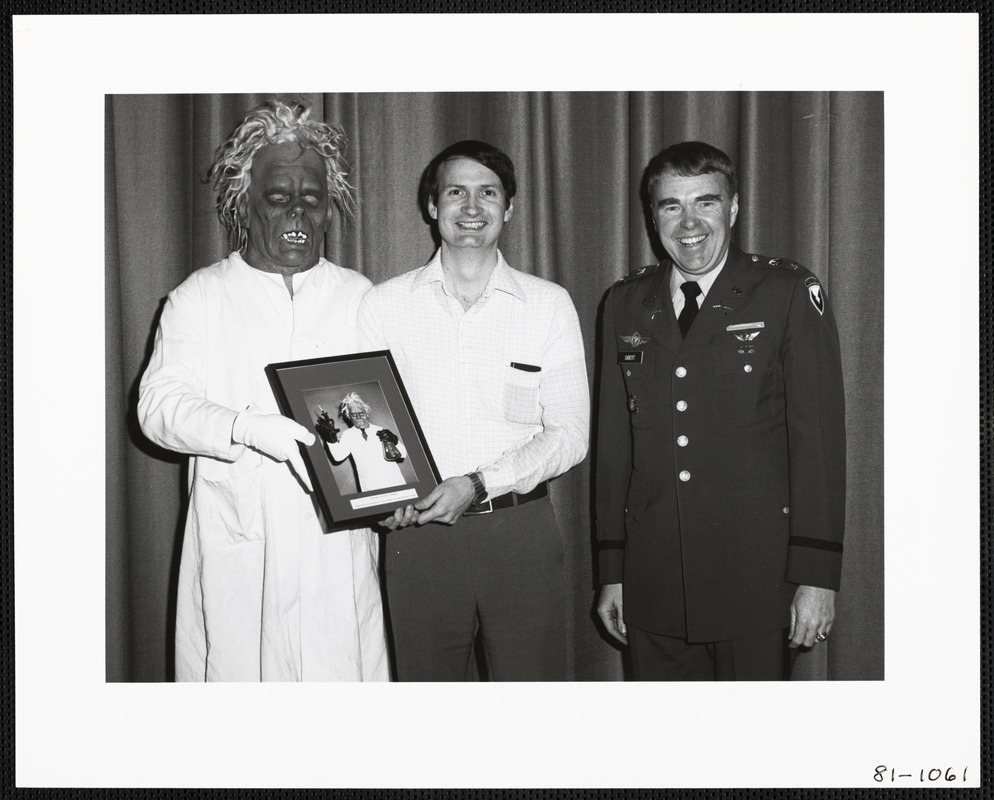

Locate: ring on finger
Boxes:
[815,632,827,643]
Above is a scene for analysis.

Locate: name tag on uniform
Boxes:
[618,351,643,364]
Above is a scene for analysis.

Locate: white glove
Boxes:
[232,411,316,491]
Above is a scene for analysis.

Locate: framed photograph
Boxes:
[266,350,441,530]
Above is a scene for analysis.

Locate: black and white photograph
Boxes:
[305,381,417,495]
[12,12,979,791]
[267,351,437,528]
[107,88,883,685]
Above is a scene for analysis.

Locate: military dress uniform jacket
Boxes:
[595,245,846,642]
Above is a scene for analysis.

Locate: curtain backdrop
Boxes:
[106,92,884,682]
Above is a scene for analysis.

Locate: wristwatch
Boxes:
[465,471,487,504]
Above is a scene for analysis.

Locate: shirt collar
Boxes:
[669,250,729,301]
[412,251,445,291]
[414,248,526,303]
[230,251,324,292]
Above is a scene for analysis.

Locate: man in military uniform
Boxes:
[594,141,846,680]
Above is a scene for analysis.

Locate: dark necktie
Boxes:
[678,281,702,338]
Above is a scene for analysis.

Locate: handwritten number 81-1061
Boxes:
[874,766,968,783]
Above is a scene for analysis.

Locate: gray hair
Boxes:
[339,392,371,422]
[208,99,355,251]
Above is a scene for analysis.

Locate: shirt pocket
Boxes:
[501,361,543,424]
[191,453,265,545]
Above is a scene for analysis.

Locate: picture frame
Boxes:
[266,350,441,530]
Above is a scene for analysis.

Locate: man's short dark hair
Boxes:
[419,140,517,214]
[646,141,738,200]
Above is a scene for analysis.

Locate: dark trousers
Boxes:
[628,625,794,681]
[384,498,566,681]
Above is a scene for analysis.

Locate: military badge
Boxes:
[642,289,664,317]
[726,322,765,336]
[805,276,825,315]
[619,264,656,283]
[621,332,652,348]
[727,322,764,354]
[628,394,639,413]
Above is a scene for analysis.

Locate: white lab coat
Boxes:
[138,253,388,681]
[326,423,407,492]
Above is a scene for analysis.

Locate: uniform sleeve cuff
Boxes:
[598,544,624,585]
[785,541,843,591]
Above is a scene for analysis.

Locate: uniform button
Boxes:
[626,369,632,377]
[676,400,688,412]
[675,366,687,378]
[783,506,790,515]
[744,364,753,373]
[679,470,691,482]
[677,435,689,446]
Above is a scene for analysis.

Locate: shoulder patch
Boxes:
[618,264,659,284]
[804,275,826,315]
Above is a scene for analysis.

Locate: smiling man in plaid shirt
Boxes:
[358,140,589,681]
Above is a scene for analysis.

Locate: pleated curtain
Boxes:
[105,91,884,682]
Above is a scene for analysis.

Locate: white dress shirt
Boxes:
[669,253,728,316]
[357,249,589,499]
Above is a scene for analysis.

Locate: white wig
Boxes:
[339,392,371,421]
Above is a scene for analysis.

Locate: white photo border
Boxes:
[13,12,980,790]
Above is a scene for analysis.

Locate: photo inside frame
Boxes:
[267,351,441,530]
[302,379,420,496]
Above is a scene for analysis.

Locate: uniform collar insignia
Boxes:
[641,291,668,319]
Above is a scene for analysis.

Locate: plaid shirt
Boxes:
[357,250,589,498]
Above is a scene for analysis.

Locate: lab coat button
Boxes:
[744,364,753,373]
[679,470,691,482]
[675,366,687,378]
[676,400,688,412]
[677,435,689,447]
